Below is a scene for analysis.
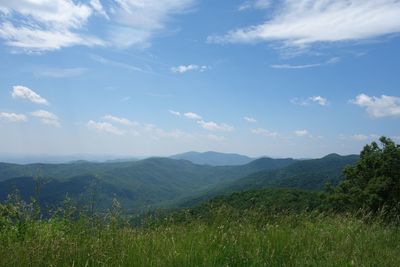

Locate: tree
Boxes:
[328,137,400,214]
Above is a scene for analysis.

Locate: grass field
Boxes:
[1,209,399,267]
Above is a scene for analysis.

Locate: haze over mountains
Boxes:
[0,152,358,212]
[170,151,255,166]
[0,151,255,165]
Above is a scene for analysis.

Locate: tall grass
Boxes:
[1,206,399,267]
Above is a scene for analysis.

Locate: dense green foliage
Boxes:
[178,154,358,208]
[182,188,324,221]
[224,154,359,192]
[0,157,296,211]
[1,139,400,267]
[328,137,400,214]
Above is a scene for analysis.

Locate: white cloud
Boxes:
[0,1,103,52]
[271,57,340,69]
[171,64,209,74]
[184,112,202,120]
[31,110,60,127]
[0,0,195,52]
[251,128,278,137]
[107,0,196,48]
[90,54,148,74]
[87,120,124,135]
[36,67,88,78]
[103,115,136,126]
[180,111,234,132]
[310,96,329,106]
[291,96,329,106]
[0,112,27,122]
[209,0,400,50]
[169,110,181,117]
[0,22,104,52]
[244,116,257,123]
[11,85,49,105]
[90,0,109,19]
[326,57,341,64]
[197,120,234,132]
[271,63,322,69]
[294,129,310,137]
[351,93,400,118]
[239,0,271,11]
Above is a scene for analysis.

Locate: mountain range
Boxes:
[0,152,358,212]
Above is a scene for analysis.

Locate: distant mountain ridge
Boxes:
[0,156,296,211]
[170,151,255,166]
[0,153,359,211]
[176,154,359,207]
[223,154,359,193]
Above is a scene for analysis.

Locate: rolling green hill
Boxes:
[224,154,359,192]
[177,154,358,207]
[0,157,296,211]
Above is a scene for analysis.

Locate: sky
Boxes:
[0,0,400,159]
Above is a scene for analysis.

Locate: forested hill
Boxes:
[0,156,296,211]
[223,154,359,192]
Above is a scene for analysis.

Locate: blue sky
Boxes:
[1,0,400,158]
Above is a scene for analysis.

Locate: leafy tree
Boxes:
[328,137,400,214]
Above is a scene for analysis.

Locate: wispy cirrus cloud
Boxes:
[209,0,400,51]
[271,57,340,69]
[0,112,27,122]
[238,0,271,11]
[106,0,196,48]
[271,63,322,69]
[35,67,88,78]
[90,54,148,73]
[0,0,196,52]
[11,85,49,105]
[0,1,103,52]
[351,93,400,118]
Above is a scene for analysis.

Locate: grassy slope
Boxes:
[1,186,398,266]
[1,213,399,267]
